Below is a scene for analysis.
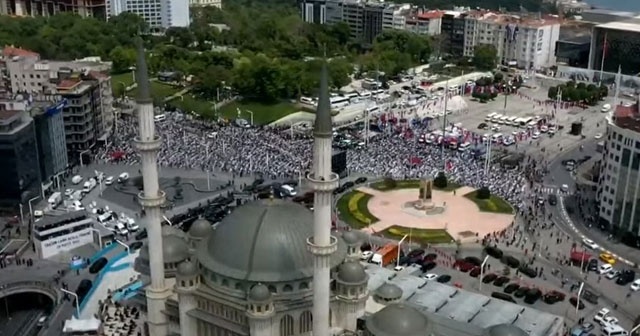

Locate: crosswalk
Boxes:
[538,187,572,196]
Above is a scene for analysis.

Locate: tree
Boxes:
[434,172,448,189]
[473,44,498,71]
[547,86,558,100]
[493,72,504,83]
[477,186,491,200]
[193,65,231,100]
[109,46,136,74]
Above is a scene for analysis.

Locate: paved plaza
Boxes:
[359,186,514,241]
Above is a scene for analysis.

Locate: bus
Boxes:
[366,105,379,114]
[330,96,350,109]
[300,96,315,105]
[498,116,510,124]
[507,116,519,126]
[485,113,498,121]
[491,114,503,123]
[519,117,533,127]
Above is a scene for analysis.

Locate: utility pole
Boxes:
[440,80,449,173]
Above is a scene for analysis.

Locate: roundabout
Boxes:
[336,179,515,245]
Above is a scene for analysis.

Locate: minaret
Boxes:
[306,62,339,336]
[132,37,169,336]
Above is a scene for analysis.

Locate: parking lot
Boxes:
[360,243,637,333]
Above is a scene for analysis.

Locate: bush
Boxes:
[434,172,448,188]
[477,186,491,199]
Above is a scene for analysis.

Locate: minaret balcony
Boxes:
[133,135,162,152]
[138,190,166,207]
[307,236,338,255]
[307,172,339,192]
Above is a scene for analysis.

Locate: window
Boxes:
[279,315,294,336]
[299,311,313,333]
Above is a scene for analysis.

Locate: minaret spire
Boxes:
[613,65,621,110]
[307,61,339,336]
[133,35,170,336]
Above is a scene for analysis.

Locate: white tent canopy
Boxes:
[63,317,101,333]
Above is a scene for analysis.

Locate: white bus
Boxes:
[366,105,379,114]
[491,114,503,123]
[300,96,315,105]
[519,117,533,127]
[498,116,510,124]
[342,92,359,99]
[485,113,497,121]
[330,96,350,109]
[507,116,519,126]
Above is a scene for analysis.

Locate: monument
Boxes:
[413,178,438,212]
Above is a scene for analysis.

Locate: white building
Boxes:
[463,12,561,70]
[403,10,443,36]
[598,97,640,239]
[189,0,221,8]
[107,0,190,28]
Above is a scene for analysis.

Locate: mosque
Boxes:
[130,38,564,336]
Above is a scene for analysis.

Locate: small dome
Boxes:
[483,324,529,336]
[366,303,430,336]
[177,260,198,277]
[337,261,367,283]
[248,283,271,302]
[375,283,403,301]
[163,235,190,263]
[163,225,188,239]
[189,218,212,238]
[342,231,360,245]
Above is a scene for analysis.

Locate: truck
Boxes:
[47,192,62,209]
[82,178,97,193]
[370,244,400,267]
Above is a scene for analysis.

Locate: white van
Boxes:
[491,114,503,123]
[458,142,471,152]
[118,172,130,183]
[71,175,83,185]
[281,185,297,196]
[485,113,497,121]
[601,104,611,113]
[97,212,113,224]
[491,133,503,142]
[603,325,628,336]
[154,114,166,122]
[300,96,315,105]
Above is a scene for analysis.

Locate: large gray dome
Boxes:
[483,324,529,336]
[366,303,430,336]
[375,283,403,300]
[337,261,367,283]
[139,234,190,263]
[197,199,347,282]
[342,231,360,245]
[248,283,271,302]
[189,218,212,238]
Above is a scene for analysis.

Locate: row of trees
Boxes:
[547,81,609,105]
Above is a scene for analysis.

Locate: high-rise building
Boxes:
[300,0,327,24]
[589,20,640,76]
[463,12,561,69]
[440,9,468,57]
[107,0,190,28]
[404,10,443,36]
[0,0,106,18]
[0,109,41,207]
[31,100,69,191]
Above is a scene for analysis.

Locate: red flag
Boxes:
[602,32,609,59]
[446,161,453,171]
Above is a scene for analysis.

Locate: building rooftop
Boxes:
[472,12,562,27]
[365,266,564,336]
[0,110,21,121]
[582,8,638,17]
[413,10,444,20]
[596,21,640,33]
[613,101,640,132]
[1,45,39,59]
[34,210,89,231]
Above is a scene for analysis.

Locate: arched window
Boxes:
[268,285,277,293]
[299,311,313,333]
[283,284,293,292]
[235,282,244,291]
[329,309,333,327]
[299,282,309,290]
[221,279,229,287]
[279,315,294,336]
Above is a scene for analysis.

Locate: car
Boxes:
[394,265,405,272]
[543,290,566,304]
[407,249,425,258]
[531,131,540,139]
[469,267,481,277]
[630,279,640,291]
[606,270,621,280]
[518,265,537,278]
[493,276,510,287]
[548,194,558,205]
[491,292,517,303]
[504,283,520,294]
[595,133,603,140]
[580,322,595,333]
[569,297,585,310]
[104,176,114,185]
[453,259,475,272]
[64,188,74,197]
[355,177,367,184]
[421,261,436,272]
[482,273,498,283]
[361,251,373,260]
[587,259,599,272]
[501,255,520,268]
[135,229,147,241]
[560,184,569,192]
[514,287,529,298]
[436,274,451,283]
[582,238,599,250]
[594,308,610,323]
[478,122,488,129]
[423,253,437,261]
[423,273,438,280]
[129,241,143,251]
[599,263,613,274]
[464,256,482,266]
[342,181,355,189]
[600,316,619,328]
[89,257,108,274]
[616,270,635,285]
[484,246,503,259]
[524,289,542,304]
[599,253,616,265]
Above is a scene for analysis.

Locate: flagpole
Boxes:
[599,32,608,86]
[441,80,449,173]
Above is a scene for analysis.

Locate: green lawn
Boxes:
[464,191,514,214]
[169,94,215,115]
[336,190,379,229]
[380,225,454,245]
[216,100,300,125]
[111,72,181,101]
[370,179,461,192]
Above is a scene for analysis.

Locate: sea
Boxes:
[585,0,640,12]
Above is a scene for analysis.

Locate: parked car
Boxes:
[599,263,613,274]
[407,249,425,258]
[421,261,436,272]
[454,259,475,272]
[129,241,143,251]
[482,273,498,283]
[465,256,482,266]
[493,276,510,287]
[518,265,537,278]
[600,316,619,328]
[135,229,148,241]
[504,283,520,294]
[542,290,566,304]
[355,177,367,184]
[423,253,437,261]
[484,246,503,259]
[606,270,621,280]
[616,270,635,285]
[514,287,529,298]
[569,297,585,310]
[491,292,516,303]
[630,279,640,291]
[594,308,610,323]
[423,273,438,280]
[469,267,481,277]
[587,259,599,272]
[436,274,451,283]
[89,257,108,274]
[548,194,557,205]
[501,255,520,268]
[524,289,542,304]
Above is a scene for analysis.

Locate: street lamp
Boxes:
[60,288,81,318]
[478,255,490,292]
[28,196,40,222]
[630,323,640,336]
[396,234,409,269]
[114,239,130,255]
[575,282,585,316]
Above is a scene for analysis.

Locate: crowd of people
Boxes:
[94,106,535,206]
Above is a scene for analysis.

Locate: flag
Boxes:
[602,33,609,59]
[446,160,453,171]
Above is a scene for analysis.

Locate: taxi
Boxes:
[599,252,616,265]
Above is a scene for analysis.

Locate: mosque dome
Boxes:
[337,261,367,283]
[140,234,190,264]
[366,303,430,336]
[177,260,198,277]
[483,324,529,336]
[189,218,212,238]
[342,231,360,245]
[375,283,403,301]
[248,283,272,302]
[197,199,347,283]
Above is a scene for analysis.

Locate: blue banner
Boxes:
[45,99,67,116]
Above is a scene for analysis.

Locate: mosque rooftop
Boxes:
[364,266,564,336]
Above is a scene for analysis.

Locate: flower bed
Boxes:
[336,190,379,229]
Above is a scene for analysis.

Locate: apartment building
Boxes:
[107,0,190,28]
[0,0,105,18]
[463,12,561,69]
[440,9,468,57]
[404,10,442,36]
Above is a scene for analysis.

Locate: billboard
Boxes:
[45,99,68,116]
[37,228,93,259]
[556,65,640,92]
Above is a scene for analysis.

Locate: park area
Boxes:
[110,73,301,125]
[336,179,515,244]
